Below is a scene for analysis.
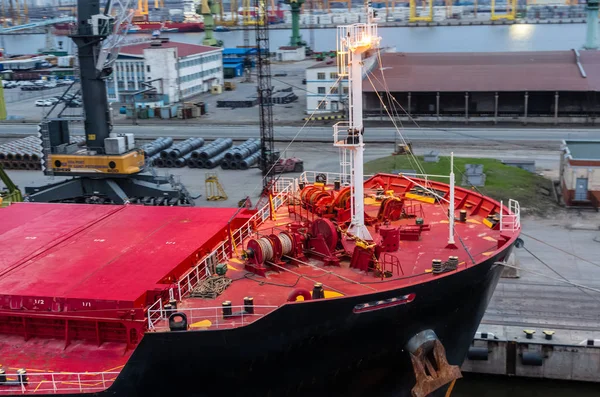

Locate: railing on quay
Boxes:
[0,371,119,395]
[147,304,279,332]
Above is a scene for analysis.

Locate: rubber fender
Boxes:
[515,238,524,248]
[287,288,312,302]
[169,312,188,331]
[467,346,489,361]
[521,351,543,366]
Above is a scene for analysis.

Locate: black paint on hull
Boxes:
[29,246,512,397]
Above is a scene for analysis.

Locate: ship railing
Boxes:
[147,304,279,332]
[500,199,521,232]
[300,171,375,185]
[162,177,297,318]
[174,241,230,307]
[0,371,119,395]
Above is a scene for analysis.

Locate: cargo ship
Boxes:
[0,3,521,397]
[128,21,204,33]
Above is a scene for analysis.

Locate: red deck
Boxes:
[0,203,240,312]
[153,173,520,331]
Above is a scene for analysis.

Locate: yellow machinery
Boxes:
[137,0,164,16]
[409,0,433,22]
[49,151,145,176]
[491,0,516,20]
[242,0,257,25]
[205,173,228,201]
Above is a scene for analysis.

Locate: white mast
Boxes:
[333,2,380,241]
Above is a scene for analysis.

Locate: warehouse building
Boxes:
[560,140,600,209]
[363,50,600,124]
[107,38,223,103]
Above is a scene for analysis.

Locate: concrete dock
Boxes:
[464,217,600,382]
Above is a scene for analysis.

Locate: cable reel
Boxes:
[245,232,298,266]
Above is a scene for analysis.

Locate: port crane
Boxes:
[25,0,193,205]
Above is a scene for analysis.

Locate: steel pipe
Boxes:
[168,137,205,159]
[240,152,261,170]
[198,138,233,160]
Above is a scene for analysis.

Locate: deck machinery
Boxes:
[24,0,192,205]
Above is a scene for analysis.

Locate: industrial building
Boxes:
[560,140,600,209]
[305,59,348,114]
[107,38,223,104]
[363,50,600,124]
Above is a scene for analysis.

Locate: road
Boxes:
[1,124,598,143]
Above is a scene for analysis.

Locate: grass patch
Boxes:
[364,155,556,215]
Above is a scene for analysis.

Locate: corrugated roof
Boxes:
[563,140,600,160]
[120,41,220,58]
[364,51,600,92]
[307,59,338,69]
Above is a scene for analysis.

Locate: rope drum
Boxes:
[257,237,275,262]
[279,233,293,256]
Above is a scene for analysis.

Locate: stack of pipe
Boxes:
[221,138,260,170]
[169,137,204,159]
[154,137,204,168]
[189,138,233,168]
[0,136,43,170]
[141,137,174,158]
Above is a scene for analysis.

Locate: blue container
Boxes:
[119,106,127,115]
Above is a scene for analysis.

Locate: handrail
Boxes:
[148,304,279,332]
[0,371,119,394]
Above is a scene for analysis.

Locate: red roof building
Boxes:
[108,38,223,104]
[360,50,600,124]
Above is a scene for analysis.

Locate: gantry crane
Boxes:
[490,0,517,20]
[409,0,433,22]
[217,0,238,26]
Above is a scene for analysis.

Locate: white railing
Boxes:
[176,241,229,303]
[0,371,119,394]
[500,199,521,232]
[332,121,354,147]
[300,171,374,185]
[147,304,279,332]
[147,176,298,328]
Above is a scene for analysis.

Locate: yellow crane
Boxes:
[409,0,433,22]
[217,0,239,25]
[490,0,516,20]
[136,0,164,16]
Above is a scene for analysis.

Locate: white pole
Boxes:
[448,152,455,245]
[347,42,372,241]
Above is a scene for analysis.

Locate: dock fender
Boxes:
[521,351,543,366]
[515,238,524,248]
[467,346,489,361]
[168,312,188,331]
[287,288,312,302]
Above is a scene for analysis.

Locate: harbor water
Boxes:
[1,22,592,55]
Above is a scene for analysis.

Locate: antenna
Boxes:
[333,2,380,241]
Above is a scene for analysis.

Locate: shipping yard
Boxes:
[1,0,600,396]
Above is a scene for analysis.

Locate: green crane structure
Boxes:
[285,0,306,47]
[199,0,224,47]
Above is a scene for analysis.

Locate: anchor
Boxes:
[406,330,462,397]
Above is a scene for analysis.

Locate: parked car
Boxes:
[66,99,82,108]
[46,97,60,105]
[35,100,53,107]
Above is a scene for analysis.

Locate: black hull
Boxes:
[34,246,513,397]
